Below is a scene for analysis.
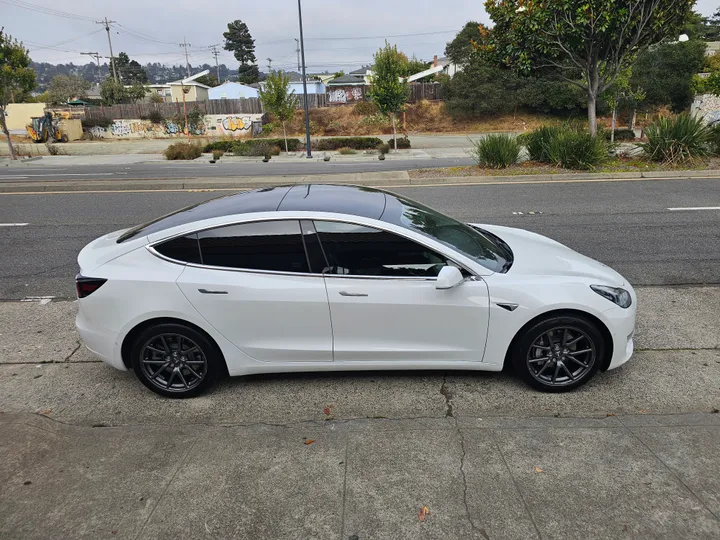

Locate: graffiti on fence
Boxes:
[89,126,108,139]
[83,115,259,139]
[164,122,180,135]
[328,89,347,104]
[351,87,363,101]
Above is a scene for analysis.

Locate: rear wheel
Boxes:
[130,323,219,398]
[512,315,605,392]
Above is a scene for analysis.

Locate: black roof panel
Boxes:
[278,184,387,219]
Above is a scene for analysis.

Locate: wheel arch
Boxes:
[503,309,614,372]
[120,317,229,375]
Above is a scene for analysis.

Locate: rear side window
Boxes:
[314,221,449,277]
[197,220,310,273]
[154,234,202,264]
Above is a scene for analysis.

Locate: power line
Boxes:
[97,18,118,82]
[27,29,104,51]
[179,37,192,78]
[0,0,96,21]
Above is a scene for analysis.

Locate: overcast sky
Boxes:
[3,0,718,72]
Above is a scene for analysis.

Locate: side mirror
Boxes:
[436,266,464,290]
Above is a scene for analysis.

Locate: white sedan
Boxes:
[76,184,636,398]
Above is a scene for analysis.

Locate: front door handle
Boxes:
[339,291,368,297]
[198,289,228,295]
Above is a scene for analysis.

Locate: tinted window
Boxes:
[314,221,449,277]
[381,195,512,273]
[154,234,202,264]
[116,187,292,243]
[198,220,309,273]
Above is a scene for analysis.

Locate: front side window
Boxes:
[314,221,449,277]
[197,220,309,273]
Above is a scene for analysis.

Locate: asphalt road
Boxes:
[0,177,718,299]
[0,157,475,182]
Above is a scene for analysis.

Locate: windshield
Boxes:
[382,195,513,273]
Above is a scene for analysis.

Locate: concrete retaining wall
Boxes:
[84,113,264,140]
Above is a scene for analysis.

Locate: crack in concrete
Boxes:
[457,426,489,539]
[440,373,454,418]
[62,340,82,363]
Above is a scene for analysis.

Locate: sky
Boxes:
[2,0,718,72]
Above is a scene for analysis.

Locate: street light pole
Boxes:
[297,0,312,158]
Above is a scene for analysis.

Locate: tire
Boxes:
[511,315,605,393]
[130,323,220,398]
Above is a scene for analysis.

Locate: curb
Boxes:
[0,169,717,194]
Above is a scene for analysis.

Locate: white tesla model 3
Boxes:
[76,185,636,398]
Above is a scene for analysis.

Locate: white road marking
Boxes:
[667,206,720,211]
[21,295,55,305]
[0,223,29,227]
[0,173,117,178]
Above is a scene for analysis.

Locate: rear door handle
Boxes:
[339,291,368,297]
[198,289,228,295]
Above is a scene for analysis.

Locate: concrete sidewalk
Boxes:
[1,286,719,539]
[3,411,719,540]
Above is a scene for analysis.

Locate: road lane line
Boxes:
[0,173,117,178]
[667,206,720,211]
[0,175,718,196]
[0,223,29,227]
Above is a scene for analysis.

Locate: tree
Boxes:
[368,42,410,151]
[115,52,148,84]
[699,7,720,41]
[481,0,694,135]
[223,20,259,84]
[0,29,36,160]
[631,39,706,112]
[405,56,432,79]
[446,22,485,66]
[601,66,645,140]
[443,57,524,118]
[100,77,146,105]
[258,70,298,153]
[195,74,219,87]
[47,74,90,105]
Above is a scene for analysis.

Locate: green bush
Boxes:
[337,147,357,155]
[81,117,113,129]
[353,101,378,115]
[203,140,235,153]
[641,114,712,164]
[233,140,282,157]
[388,136,411,149]
[471,134,521,169]
[315,137,383,151]
[164,143,203,160]
[523,125,563,162]
[378,143,391,155]
[212,149,225,160]
[232,138,302,155]
[140,110,165,124]
[710,124,720,156]
[545,131,608,170]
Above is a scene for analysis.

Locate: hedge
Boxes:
[315,137,383,151]
[389,136,411,149]
[232,138,303,155]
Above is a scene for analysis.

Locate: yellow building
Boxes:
[169,81,210,103]
[3,103,46,130]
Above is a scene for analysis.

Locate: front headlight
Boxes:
[591,285,632,308]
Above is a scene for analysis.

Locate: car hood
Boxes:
[472,224,626,286]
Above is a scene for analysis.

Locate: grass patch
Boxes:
[470,134,521,168]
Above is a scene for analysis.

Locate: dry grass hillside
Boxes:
[265,100,623,138]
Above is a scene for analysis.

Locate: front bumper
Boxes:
[76,307,126,371]
[603,303,637,371]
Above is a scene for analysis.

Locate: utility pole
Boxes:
[295,38,301,71]
[210,45,221,82]
[80,52,101,82]
[297,0,312,158]
[179,37,192,78]
[267,58,272,73]
[96,18,118,82]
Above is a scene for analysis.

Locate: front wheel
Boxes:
[511,315,605,392]
[130,323,220,398]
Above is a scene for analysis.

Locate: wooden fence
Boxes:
[85,93,328,119]
[409,83,444,102]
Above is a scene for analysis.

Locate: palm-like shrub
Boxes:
[471,134,521,168]
[641,114,712,164]
[545,130,608,170]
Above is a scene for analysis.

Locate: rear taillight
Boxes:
[75,275,107,298]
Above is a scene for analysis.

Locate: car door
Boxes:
[173,220,333,363]
[312,220,490,363]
